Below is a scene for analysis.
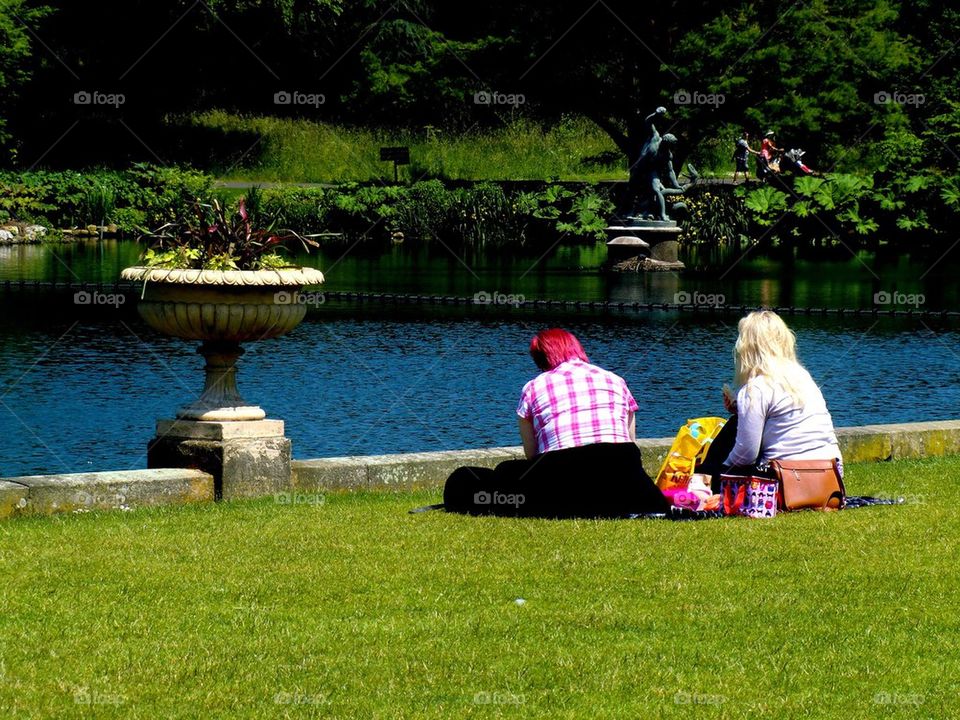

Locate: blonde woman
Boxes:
[699,310,843,490]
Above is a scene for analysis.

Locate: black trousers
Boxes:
[443,442,669,518]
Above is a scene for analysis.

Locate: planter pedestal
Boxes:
[177,341,266,421]
[147,419,290,500]
[121,266,326,502]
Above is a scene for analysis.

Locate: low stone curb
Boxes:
[292,419,960,492]
[292,447,523,493]
[3,420,960,520]
[0,469,214,520]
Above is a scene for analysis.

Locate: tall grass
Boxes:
[180,111,626,182]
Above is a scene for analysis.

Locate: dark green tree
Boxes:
[0,0,53,156]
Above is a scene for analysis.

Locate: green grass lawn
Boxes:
[183,111,627,183]
[1,456,957,719]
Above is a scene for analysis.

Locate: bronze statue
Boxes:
[630,106,686,221]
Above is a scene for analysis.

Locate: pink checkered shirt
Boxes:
[516,359,638,455]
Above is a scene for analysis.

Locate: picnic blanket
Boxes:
[411,496,904,518]
[630,495,904,521]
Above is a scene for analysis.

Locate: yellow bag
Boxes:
[656,417,727,490]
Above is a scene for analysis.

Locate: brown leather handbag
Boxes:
[769,459,845,511]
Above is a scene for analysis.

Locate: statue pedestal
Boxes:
[606,221,684,268]
[147,419,291,501]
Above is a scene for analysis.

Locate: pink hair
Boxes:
[529,328,589,371]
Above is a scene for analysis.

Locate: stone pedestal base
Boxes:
[606,222,685,268]
[649,239,681,262]
[147,419,291,500]
[605,236,651,265]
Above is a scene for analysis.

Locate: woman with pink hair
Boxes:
[443,328,667,518]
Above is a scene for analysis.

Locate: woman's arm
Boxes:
[628,410,636,441]
[723,384,737,414]
[518,417,538,460]
[723,385,767,467]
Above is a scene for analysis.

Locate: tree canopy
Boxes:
[0,0,956,180]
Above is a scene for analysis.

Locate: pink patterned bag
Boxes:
[721,475,778,518]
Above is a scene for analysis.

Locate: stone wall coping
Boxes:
[3,467,212,489]
[3,419,960,519]
[291,419,960,492]
[0,468,214,520]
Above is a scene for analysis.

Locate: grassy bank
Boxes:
[0,456,955,718]
[180,111,626,183]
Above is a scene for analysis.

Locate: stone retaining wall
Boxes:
[0,468,214,520]
[2,420,959,519]
[292,420,960,493]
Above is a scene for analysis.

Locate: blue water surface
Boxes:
[1,303,957,477]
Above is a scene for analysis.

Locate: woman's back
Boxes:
[726,371,841,467]
[517,359,636,454]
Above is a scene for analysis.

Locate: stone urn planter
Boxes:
[120,266,324,421]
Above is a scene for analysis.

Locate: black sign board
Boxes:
[379,146,410,182]
[379,146,410,164]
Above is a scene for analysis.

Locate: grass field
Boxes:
[0,456,957,719]
[184,111,626,183]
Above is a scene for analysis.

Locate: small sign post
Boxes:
[379,146,410,182]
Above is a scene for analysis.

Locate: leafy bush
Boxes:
[516,185,614,241]
[246,185,331,235]
[0,165,215,231]
[680,190,749,244]
[0,179,56,224]
[740,174,884,239]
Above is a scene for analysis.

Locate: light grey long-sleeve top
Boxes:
[724,371,842,468]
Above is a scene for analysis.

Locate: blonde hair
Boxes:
[733,311,810,406]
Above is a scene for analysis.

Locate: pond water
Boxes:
[1,238,957,308]
[1,239,958,477]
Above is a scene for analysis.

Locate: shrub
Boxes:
[680,190,750,244]
[0,165,215,232]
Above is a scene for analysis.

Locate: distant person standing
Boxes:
[732,131,759,183]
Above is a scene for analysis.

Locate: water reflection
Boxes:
[607,271,680,304]
[2,238,956,310]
